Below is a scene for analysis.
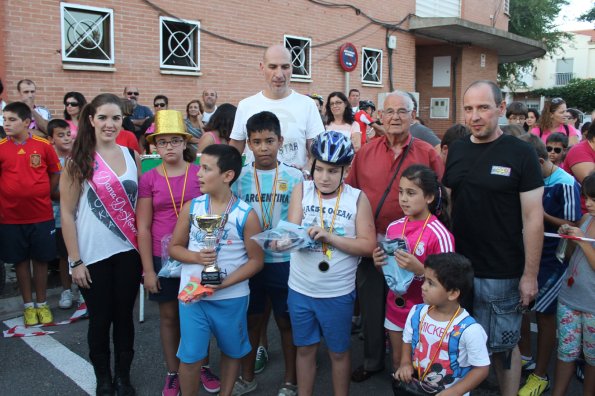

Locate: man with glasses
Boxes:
[345,90,443,383]
[202,89,218,124]
[506,101,529,126]
[443,80,544,396]
[123,86,153,133]
[17,79,51,136]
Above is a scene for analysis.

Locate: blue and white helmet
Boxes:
[310,131,355,166]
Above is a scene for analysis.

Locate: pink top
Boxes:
[66,119,78,139]
[530,124,580,144]
[205,131,221,144]
[562,139,595,213]
[325,121,359,139]
[384,215,455,328]
[138,164,202,256]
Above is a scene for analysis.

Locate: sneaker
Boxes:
[521,357,536,371]
[201,366,221,394]
[254,346,268,374]
[59,289,73,309]
[231,376,257,396]
[36,304,53,325]
[162,372,180,396]
[277,383,297,396]
[518,373,550,396]
[23,306,39,326]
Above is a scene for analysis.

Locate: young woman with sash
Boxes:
[61,93,142,396]
[136,110,207,396]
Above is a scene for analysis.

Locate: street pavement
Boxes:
[0,267,584,395]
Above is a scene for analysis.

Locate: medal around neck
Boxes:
[194,214,228,285]
[379,237,414,296]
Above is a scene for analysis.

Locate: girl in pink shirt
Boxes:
[372,164,455,374]
[530,98,580,146]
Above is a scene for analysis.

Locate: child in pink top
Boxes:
[372,164,455,373]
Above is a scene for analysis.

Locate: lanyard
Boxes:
[417,305,461,381]
[401,213,431,255]
[162,163,189,218]
[316,185,343,260]
[253,163,278,230]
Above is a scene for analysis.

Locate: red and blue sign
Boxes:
[339,42,358,72]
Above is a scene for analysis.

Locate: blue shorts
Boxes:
[177,296,251,363]
[0,220,56,263]
[148,256,181,303]
[288,288,355,353]
[534,260,567,314]
[248,261,290,317]
[473,277,522,354]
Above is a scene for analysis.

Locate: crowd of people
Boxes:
[0,44,594,396]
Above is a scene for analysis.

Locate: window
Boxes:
[284,35,312,80]
[60,3,114,64]
[504,0,510,15]
[160,17,200,72]
[555,58,574,86]
[361,47,383,85]
[430,98,450,119]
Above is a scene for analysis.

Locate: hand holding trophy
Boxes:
[193,214,228,285]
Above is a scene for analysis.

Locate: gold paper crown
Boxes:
[147,110,192,143]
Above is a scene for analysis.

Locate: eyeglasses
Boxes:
[127,91,139,96]
[383,108,410,117]
[329,101,345,107]
[546,146,563,154]
[508,116,526,122]
[155,138,184,148]
[65,102,79,107]
[154,103,166,108]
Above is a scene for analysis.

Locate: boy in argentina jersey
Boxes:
[231,111,303,395]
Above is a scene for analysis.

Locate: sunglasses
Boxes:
[127,91,139,96]
[154,103,166,108]
[65,102,79,107]
[550,97,564,105]
[546,146,563,154]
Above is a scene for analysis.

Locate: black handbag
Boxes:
[392,377,442,396]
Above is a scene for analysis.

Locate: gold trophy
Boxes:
[194,214,228,285]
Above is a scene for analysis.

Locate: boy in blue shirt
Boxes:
[170,144,264,396]
[231,111,303,395]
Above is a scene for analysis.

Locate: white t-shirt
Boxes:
[325,121,360,139]
[403,305,490,396]
[202,106,217,124]
[230,90,324,168]
[289,181,360,298]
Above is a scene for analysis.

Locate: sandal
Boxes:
[351,365,383,382]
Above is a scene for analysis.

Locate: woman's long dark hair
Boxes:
[63,91,87,120]
[67,93,122,185]
[325,91,354,125]
[204,103,237,142]
[401,164,451,229]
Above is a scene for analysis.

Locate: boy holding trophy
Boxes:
[169,144,264,396]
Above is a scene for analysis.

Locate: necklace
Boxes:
[401,213,432,255]
[316,185,343,271]
[416,305,461,381]
[253,163,278,230]
[162,163,189,218]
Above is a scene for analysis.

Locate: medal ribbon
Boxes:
[316,185,343,260]
[401,213,432,255]
[416,305,461,381]
[162,163,189,218]
[253,163,278,230]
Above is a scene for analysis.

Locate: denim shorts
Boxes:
[473,277,521,353]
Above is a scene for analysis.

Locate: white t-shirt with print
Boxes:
[230,90,324,168]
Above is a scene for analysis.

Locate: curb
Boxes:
[0,287,63,322]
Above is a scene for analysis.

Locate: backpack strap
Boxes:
[563,124,570,137]
[409,304,425,359]
[448,315,476,378]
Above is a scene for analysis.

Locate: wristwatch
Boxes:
[68,258,84,269]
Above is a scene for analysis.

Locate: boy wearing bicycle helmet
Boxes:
[286,131,376,396]
[354,100,384,143]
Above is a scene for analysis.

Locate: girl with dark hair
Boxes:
[63,91,87,138]
[325,91,361,151]
[197,103,237,153]
[531,98,580,146]
[60,93,143,395]
[184,99,205,143]
[566,108,582,130]
[525,108,540,132]
[372,164,454,376]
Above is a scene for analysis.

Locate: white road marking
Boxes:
[3,317,95,395]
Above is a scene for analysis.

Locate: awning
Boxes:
[409,16,546,63]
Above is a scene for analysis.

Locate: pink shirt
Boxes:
[66,119,78,139]
[138,164,201,256]
[530,124,580,144]
[384,215,455,328]
[562,139,595,213]
[325,121,359,139]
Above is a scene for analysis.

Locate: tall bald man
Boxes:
[202,89,218,124]
[443,80,544,396]
[230,45,324,169]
